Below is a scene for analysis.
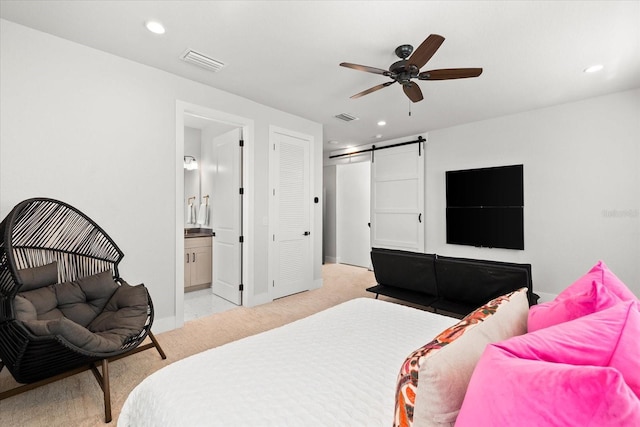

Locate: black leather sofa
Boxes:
[366,247,538,317]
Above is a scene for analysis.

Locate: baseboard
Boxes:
[152,315,177,333]
[535,291,557,304]
[324,256,337,264]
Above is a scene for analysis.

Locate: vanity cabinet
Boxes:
[184,236,212,290]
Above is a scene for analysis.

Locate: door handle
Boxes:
[418,213,422,223]
[186,253,189,264]
[192,253,195,262]
[303,231,311,236]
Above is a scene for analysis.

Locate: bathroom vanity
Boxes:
[184,229,213,291]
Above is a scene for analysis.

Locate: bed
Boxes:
[118,298,458,426]
[120,261,640,426]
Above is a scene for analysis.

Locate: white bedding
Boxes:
[118,298,457,427]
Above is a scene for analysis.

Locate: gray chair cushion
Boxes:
[22,316,126,353]
[19,270,119,326]
[17,277,149,354]
[17,261,58,292]
[13,295,37,321]
[88,282,149,344]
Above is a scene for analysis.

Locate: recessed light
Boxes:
[375,134,382,139]
[584,64,604,73]
[145,21,166,35]
[328,140,339,145]
[377,120,386,126]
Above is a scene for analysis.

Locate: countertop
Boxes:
[184,228,214,238]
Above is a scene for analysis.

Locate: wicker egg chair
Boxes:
[0,198,166,422]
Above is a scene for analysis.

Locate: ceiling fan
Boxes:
[340,34,482,103]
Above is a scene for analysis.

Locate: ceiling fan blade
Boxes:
[419,68,483,80]
[402,82,423,103]
[407,34,445,69]
[340,62,392,76]
[350,81,395,99]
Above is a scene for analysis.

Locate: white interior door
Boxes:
[211,128,242,305]
[337,161,371,268]
[371,142,425,252]
[270,128,312,299]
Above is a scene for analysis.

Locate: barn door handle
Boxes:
[303,231,311,236]
[418,213,422,223]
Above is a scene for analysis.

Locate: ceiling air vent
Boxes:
[180,49,225,72]
[334,113,359,122]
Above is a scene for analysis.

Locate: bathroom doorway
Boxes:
[175,101,253,328]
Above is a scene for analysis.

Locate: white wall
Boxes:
[322,165,337,263]
[322,92,639,298]
[426,89,640,297]
[0,20,323,330]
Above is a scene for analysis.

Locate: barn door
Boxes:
[270,127,312,300]
[370,142,424,252]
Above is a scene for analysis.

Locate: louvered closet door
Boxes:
[271,129,312,299]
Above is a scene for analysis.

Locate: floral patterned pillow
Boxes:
[393,289,523,427]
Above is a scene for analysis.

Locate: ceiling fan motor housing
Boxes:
[389,59,420,84]
[394,44,413,59]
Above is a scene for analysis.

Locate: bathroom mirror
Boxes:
[184,128,201,228]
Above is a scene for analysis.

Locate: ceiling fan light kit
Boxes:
[340,34,483,103]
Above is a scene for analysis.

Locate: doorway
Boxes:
[175,101,254,329]
[336,161,371,268]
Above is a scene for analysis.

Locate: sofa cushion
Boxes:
[17,261,58,292]
[413,288,528,427]
[434,257,531,309]
[456,301,640,426]
[528,261,637,331]
[371,248,438,296]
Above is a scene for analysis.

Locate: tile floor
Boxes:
[183,287,239,322]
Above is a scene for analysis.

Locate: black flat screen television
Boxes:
[446,164,524,250]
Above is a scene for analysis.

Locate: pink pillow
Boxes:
[528,280,621,331]
[457,302,640,426]
[528,260,637,331]
[557,260,636,301]
[456,349,640,426]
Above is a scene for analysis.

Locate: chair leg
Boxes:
[90,359,112,423]
[102,359,111,423]
[148,330,167,360]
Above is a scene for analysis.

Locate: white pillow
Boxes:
[413,288,529,427]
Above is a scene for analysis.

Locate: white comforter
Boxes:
[118,298,457,427]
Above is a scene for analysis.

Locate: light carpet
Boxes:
[0,263,378,427]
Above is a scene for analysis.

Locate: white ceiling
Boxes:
[1,1,639,152]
